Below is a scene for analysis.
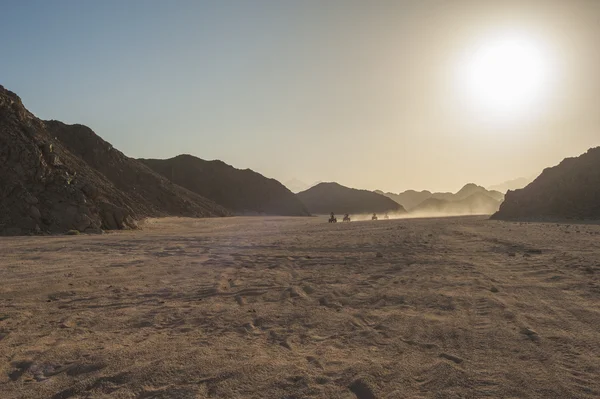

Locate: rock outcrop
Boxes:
[140,155,310,216]
[0,85,228,235]
[492,148,600,221]
[298,182,406,215]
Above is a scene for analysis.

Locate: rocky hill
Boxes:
[411,192,501,216]
[492,148,600,221]
[0,85,228,235]
[451,183,504,202]
[298,182,406,215]
[46,122,229,218]
[140,155,310,216]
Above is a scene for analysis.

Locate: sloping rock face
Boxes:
[46,122,229,219]
[140,155,310,216]
[492,148,600,221]
[298,182,406,215]
[0,85,228,235]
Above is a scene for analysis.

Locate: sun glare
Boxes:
[458,32,554,123]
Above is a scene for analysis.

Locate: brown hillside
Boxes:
[46,122,229,219]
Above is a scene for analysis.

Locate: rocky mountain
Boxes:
[377,184,504,211]
[0,85,228,235]
[488,177,533,193]
[46,122,229,219]
[492,148,600,221]
[140,155,310,216]
[298,182,406,215]
[411,192,502,216]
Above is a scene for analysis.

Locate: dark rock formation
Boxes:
[298,182,406,215]
[140,155,310,216]
[0,85,228,235]
[492,148,600,221]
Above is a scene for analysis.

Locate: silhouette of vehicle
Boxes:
[343,214,351,222]
[384,213,389,220]
[329,212,337,223]
[372,213,378,221]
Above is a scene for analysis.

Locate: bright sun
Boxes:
[459,33,553,122]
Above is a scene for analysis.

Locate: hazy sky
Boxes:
[2,0,599,193]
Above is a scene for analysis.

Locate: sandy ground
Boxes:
[1,216,600,399]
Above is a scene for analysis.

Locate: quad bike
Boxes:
[343,214,351,222]
[384,213,389,220]
[371,213,378,221]
[328,216,337,223]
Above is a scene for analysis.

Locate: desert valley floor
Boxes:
[1,216,600,399]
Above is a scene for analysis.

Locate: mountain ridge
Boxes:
[377,183,504,211]
[412,192,502,216]
[298,182,406,215]
[140,154,310,216]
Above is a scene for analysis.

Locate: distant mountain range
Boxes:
[488,177,533,193]
[375,184,504,215]
[3,84,595,234]
[140,155,310,216]
[411,192,502,216]
[298,182,406,215]
[493,147,600,221]
[374,190,433,210]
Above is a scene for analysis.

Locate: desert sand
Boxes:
[1,216,600,398]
